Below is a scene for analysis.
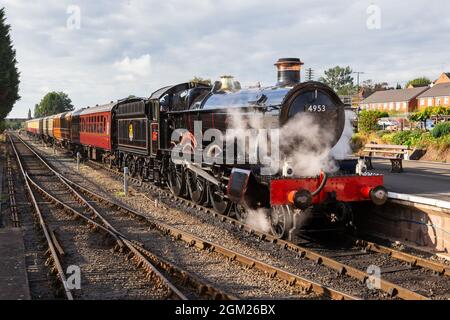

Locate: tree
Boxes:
[34,91,74,117]
[406,77,431,88]
[396,83,402,89]
[358,110,387,132]
[319,66,355,94]
[0,8,20,121]
[409,108,433,129]
[361,80,391,97]
[27,108,31,119]
[33,103,39,117]
[190,76,211,86]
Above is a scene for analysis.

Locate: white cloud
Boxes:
[1,0,449,117]
[114,54,151,80]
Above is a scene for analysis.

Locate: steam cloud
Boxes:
[244,208,271,233]
[225,107,354,177]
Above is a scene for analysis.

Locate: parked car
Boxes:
[425,119,435,131]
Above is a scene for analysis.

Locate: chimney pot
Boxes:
[275,58,303,86]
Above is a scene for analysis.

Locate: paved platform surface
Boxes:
[0,228,30,300]
[371,159,450,202]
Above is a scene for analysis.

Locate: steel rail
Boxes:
[353,238,450,277]
[10,134,188,300]
[87,160,432,300]
[6,152,20,227]
[21,134,434,300]
[8,135,74,300]
[17,134,357,300]
[57,171,359,300]
[11,134,235,300]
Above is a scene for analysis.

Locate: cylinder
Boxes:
[274,58,304,87]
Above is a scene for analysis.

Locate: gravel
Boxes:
[22,136,397,300]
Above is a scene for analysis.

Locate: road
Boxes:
[370,159,450,202]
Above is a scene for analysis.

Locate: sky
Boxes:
[1,0,449,118]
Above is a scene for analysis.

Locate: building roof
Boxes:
[79,102,117,116]
[361,87,428,104]
[417,83,450,98]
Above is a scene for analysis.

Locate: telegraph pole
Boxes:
[353,71,365,92]
[306,68,314,81]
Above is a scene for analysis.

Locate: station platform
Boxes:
[0,228,30,300]
[371,159,450,202]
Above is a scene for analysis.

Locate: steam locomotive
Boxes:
[25,58,387,240]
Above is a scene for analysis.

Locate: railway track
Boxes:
[19,134,450,300]
[85,160,450,299]
[9,134,205,300]
[10,133,357,300]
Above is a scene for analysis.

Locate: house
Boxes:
[360,87,428,114]
[339,87,375,109]
[416,73,450,110]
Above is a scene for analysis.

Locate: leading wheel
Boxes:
[270,205,294,239]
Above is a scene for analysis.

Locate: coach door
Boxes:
[149,100,160,157]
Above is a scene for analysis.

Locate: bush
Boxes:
[383,130,423,147]
[358,110,387,132]
[431,122,450,138]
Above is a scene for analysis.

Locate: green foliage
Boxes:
[356,128,450,154]
[406,77,431,88]
[358,110,388,132]
[27,108,31,119]
[0,8,20,121]
[388,130,423,147]
[409,107,450,124]
[319,66,355,94]
[431,106,450,116]
[431,122,450,138]
[0,119,23,132]
[409,108,432,122]
[34,91,74,117]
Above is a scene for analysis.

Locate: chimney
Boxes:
[274,58,304,86]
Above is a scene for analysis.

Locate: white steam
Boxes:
[330,110,355,160]
[244,208,271,233]
[278,113,338,176]
[224,106,354,177]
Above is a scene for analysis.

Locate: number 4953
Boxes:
[307,105,326,112]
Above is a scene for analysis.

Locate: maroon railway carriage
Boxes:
[78,103,115,160]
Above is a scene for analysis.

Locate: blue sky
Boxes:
[1,0,449,118]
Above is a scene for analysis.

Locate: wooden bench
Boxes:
[362,144,409,173]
